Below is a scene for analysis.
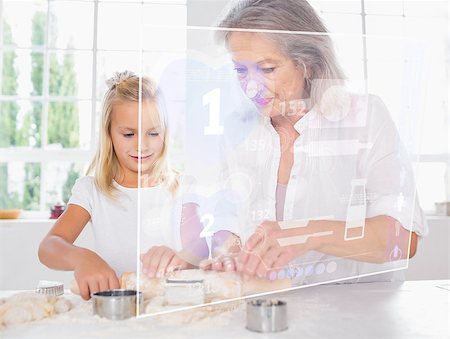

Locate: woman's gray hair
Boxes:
[218,0,346,111]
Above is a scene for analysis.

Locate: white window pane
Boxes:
[143,26,186,52]
[44,162,85,209]
[413,162,449,213]
[0,100,41,148]
[142,3,186,51]
[49,51,93,99]
[97,3,141,50]
[309,1,361,14]
[0,162,41,211]
[143,3,186,26]
[49,1,95,49]
[404,0,448,18]
[320,13,363,34]
[2,1,47,48]
[364,1,404,16]
[366,15,405,37]
[47,100,92,149]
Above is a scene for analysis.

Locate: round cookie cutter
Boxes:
[246,299,288,333]
[36,280,64,296]
[92,289,143,320]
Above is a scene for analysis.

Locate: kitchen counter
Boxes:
[1,280,449,338]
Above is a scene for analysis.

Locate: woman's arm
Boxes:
[237,216,418,278]
[38,204,120,299]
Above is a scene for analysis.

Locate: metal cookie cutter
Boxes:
[36,280,64,296]
[164,278,205,306]
[92,289,143,320]
[246,299,288,333]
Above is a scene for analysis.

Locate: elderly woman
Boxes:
[203,0,427,284]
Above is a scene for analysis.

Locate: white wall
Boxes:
[0,220,94,290]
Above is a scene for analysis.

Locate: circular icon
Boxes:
[326,261,337,274]
[315,263,326,275]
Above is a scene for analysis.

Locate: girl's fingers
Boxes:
[155,250,175,277]
[87,280,100,298]
[222,256,236,272]
[78,280,90,301]
[147,247,165,278]
[199,259,213,270]
[108,274,120,290]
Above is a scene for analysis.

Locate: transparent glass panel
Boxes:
[0,100,41,148]
[0,162,40,211]
[47,100,91,149]
[48,51,93,98]
[2,1,47,48]
[44,162,85,209]
[49,0,95,49]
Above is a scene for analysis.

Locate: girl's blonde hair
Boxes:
[87,71,178,197]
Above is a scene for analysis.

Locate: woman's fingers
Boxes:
[255,247,280,278]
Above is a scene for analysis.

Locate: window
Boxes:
[0,0,448,216]
[309,0,449,213]
[0,0,187,216]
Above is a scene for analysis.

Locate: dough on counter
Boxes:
[122,269,291,302]
[121,269,291,322]
[0,292,72,328]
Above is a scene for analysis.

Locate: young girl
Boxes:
[38,71,209,300]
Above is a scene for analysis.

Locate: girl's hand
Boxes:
[199,254,238,272]
[140,246,194,278]
[199,231,241,272]
[74,250,120,300]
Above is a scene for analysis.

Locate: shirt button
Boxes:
[291,174,297,180]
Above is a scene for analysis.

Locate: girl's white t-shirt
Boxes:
[68,176,182,277]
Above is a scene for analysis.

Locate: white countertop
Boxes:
[1,280,449,338]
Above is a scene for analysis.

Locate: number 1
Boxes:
[203,88,224,135]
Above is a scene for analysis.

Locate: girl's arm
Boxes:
[38,204,120,300]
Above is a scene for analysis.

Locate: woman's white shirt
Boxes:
[219,93,428,283]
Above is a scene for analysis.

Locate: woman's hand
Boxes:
[236,220,312,279]
[74,249,120,300]
[140,246,194,278]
